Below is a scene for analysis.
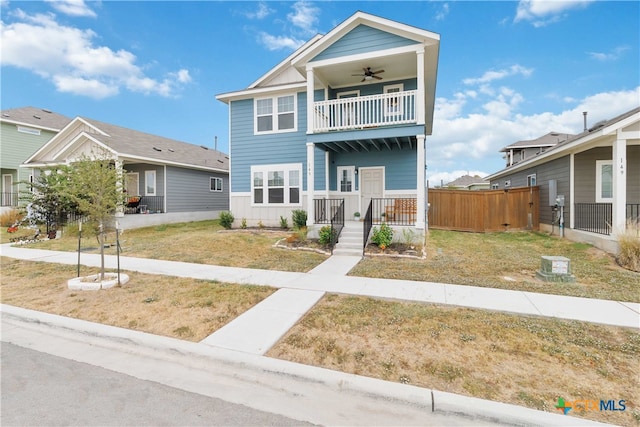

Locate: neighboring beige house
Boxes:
[445,174,489,191]
[500,132,573,168]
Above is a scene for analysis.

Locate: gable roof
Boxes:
[445,174,488,188]
[487,106,640,180]
[1,106,71,132]
[23,117,229,173]
[500,131,574,152]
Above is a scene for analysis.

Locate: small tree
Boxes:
[67,150,125,280]
[21,165,76,233]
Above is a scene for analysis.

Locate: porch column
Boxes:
[324,150,330,198]
[115,159,124,217]
[306,68,315,135]
[416,48,425,126]
[306,142,315,225]
[612,135,627,233]
[416,134,426,229]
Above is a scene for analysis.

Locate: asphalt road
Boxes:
[1,343,310,426]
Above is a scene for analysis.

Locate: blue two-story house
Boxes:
[216,11,440,241]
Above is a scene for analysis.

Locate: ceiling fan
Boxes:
[352,67,384,82]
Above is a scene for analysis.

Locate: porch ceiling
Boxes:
[316,135,417,153]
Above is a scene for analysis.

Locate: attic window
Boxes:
[153,147,162,152]
[17,126,41,136]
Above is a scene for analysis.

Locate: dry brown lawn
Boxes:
[1,257,274,341]
[267,294,640,426]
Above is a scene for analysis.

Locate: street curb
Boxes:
[1,304,607,426]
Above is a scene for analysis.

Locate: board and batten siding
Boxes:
[311,24,417,62]
[165,166,229,212]
[229,92,309,193]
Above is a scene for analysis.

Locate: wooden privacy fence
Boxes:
[428,187,539,232]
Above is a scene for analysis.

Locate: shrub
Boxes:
[0,209,24,227]
[241,218,247,229]
[372,223,393,248]
[616,220,640,272]
[318,225,336,246]
[292,209,307,229]
[279,216,288,229]
[258,220,264,229]
[218,211,234,229]
[296,226,308,242]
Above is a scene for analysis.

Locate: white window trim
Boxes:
[384,84,404,117]
[491,183,499,190]
[337,166,356,193]
[254,94,298,135]
[145,170,156,196]
[527,174,537,187]
[595,160,613,203]
[337,90,360,99]
[210,177,223,192]
[250,163,302,206]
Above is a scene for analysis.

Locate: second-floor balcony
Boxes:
[312,90,416,133]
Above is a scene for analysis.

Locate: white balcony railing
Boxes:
[312,90,416,133]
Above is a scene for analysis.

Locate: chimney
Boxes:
[583,111,588,132]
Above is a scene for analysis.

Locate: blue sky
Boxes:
[2,0,639,185]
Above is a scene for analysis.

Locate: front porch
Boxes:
[574,203,640,235]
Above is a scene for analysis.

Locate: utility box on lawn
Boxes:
[536,256,575,282]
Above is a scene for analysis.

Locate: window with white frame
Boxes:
[527,174,537,186]
[251,164,301,205]
[145,170,156,196]
[595,160,613,202]
[384,84,403,116]
[491,183,499,190]
[210,177,223,192]
[337,166,355,192]
[255,95,296,134]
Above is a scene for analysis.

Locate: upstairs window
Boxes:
[255,95,296,134]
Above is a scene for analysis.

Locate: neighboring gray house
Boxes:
[1,106,71,212]
[499,132,573,168]
[486,107,640,253]
[22,116,229,226]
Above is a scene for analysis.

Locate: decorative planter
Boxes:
[68,273,129,291]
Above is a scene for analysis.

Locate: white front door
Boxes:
[2,174,13,206]
[359,167,384,213]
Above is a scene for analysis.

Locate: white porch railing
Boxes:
[313,90,416,133]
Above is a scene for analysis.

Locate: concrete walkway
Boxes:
[1,243,633,425]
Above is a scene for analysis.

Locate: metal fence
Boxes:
[1,192,19,207]
[370,198,417,226]
[574,203,612,235]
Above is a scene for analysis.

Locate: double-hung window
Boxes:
[252,164,301,205]
[595,160,613,202]
[255,95,296,134]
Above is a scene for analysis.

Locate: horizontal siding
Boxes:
[166,166,229,212]
[312,24,417,62]
[1,123,56,169]
[328,78,417,99]
[574,147,610,203]
[332,148,416,190]
[123,164,164,196]
[230,92,308,193]
[490,156,570,225]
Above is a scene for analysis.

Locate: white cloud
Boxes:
[287,1,320,35]
[245,2,273,20]
[258,31,304,51]
[463,65,533,85]
[0,9,191,99]
[435,3,449,21]
[588,46,630,61]
[45,0,97,17]
[426,86,640,182]
[515,0,592,26]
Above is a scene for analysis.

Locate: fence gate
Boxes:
[428,187,539,232]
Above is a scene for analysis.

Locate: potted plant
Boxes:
[353,211,361,221]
